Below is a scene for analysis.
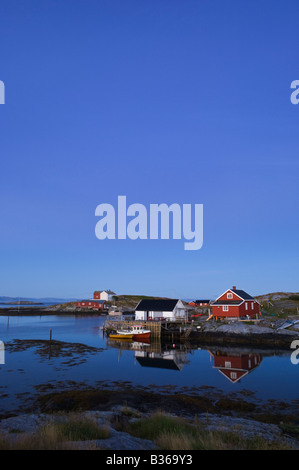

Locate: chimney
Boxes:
[232,286,236,290]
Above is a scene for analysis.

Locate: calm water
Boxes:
[0,315,298,414]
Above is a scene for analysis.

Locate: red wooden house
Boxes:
[75,299,107,311]
[211,286,260,319]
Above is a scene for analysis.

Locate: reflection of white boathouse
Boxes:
[135,348,188,371]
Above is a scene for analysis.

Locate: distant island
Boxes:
[0,301,43,305]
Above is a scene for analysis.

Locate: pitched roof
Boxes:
[231,289,254,300]
[135,299,179,312]
[93,290,116,295]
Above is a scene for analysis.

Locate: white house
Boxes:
[94,290,116,301]
[135,299,188,322]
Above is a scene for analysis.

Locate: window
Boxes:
[225,361,231,368]
[245,303,248,310]
[222,306,229,311]
[227,293,233,299]
[230,372,237,380]
[251,302,254,310]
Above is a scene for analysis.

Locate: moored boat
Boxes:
[109,324,151,341]
[130,324,151,340]
[109,331,134,339]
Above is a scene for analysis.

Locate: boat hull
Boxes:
[109,333,134,339]
[133,332,151,340]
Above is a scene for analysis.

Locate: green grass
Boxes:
[48,415,110,441]
[127,412,293,450]
[280,423,299,438]
[0,413,110,450]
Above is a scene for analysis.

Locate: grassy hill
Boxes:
[52,294,189,312]
[51,291,299,319]
[255,292,299,318]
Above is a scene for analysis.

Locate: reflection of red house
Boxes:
[210,350,262,383]
[75,300,107,311]
[211,286,260,319]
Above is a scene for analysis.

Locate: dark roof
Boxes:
[231,289,254,300]
[195,300,210,303]
[135,357,180,370]
[93,290,116,295]
[135,299,179,312]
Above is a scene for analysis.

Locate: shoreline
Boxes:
[2,308,299,350]
[1,380,299,450]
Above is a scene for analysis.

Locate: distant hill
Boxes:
[0,296,78,304]
[108,294,173,310]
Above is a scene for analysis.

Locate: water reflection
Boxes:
[208,348,263,383]
[107,337,264,381]
[107,338,190,371]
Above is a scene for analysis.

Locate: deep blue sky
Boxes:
[0,0,298,300]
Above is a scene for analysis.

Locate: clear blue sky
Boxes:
[0,0,298,300]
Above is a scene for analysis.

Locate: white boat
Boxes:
[110,325,151,340]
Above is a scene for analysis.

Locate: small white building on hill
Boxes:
[94,290,116,301]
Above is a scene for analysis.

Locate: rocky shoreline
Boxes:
[1,403,299,450]
[183,321,299,349]
[1,370,299,450]
[2,308,299,350]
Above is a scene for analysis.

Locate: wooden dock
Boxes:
[103,318,192,343]
[104,319,163,338]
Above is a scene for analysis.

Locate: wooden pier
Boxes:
[104,319,163,338]
[103,318,191,342]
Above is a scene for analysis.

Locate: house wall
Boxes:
[76,301,106,310]
[217,290,242,302]
[212,305,241,318]
[212,301,259,319]
[100,291,109,301]
[238,301,259,317]
[135,310,174,320]
[135,307,187,321]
